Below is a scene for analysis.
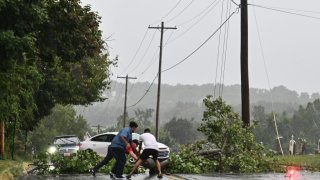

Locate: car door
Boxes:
[90,134,115,156]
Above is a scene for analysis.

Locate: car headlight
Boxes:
[48,146,57,154]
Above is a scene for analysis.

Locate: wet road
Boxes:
[18,171,320,180]
[18,173,184,180]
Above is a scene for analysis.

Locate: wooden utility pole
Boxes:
[117,75,136,128]
[91,124,106,134]
[149,22,176,140]
[241,0,250,126]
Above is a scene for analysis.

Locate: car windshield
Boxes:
[54,136,79,145]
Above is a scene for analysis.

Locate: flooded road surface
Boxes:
[18,171,320,180]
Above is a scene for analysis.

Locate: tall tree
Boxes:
[0,0,114,158]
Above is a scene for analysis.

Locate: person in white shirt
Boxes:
[126,128,162,179]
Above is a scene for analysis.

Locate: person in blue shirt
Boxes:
[90,121,138,179]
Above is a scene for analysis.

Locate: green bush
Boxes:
[166,142,217,174]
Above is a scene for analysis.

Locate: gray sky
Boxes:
[81,0,320,94]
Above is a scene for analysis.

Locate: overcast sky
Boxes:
[80,0,320,94]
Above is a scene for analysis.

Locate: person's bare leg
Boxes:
[129,159,143,175]
[156,160,162,178]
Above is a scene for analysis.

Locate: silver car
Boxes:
[48,135,81,156]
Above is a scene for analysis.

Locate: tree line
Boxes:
[253,99,320,154]
[78,82,320,127]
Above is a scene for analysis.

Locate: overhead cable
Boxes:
[149,0,183,25]
[161,0,183,20]
[214,0,226,98]
[121,28,149,74]
[166,0,195,23]
[162,7,238,73]
[220,0,232,97]
[136,29,175,78]
[249,4,320,20]
[128,30,157,75]
[177,0,221,26]
[127,74,158,108]
[252,3,284,156]
[168,0,221,44]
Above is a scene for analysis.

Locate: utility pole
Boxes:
[149,22,176,140]
[241,0,250,126]
[91,124,106,134]
[117,75,137,128]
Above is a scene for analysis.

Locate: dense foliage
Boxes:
[198,96,272,173]
[166,142,216,174]
[33,149,144,175]
[0,0,114,159]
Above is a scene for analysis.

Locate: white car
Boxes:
[79,132,170,161]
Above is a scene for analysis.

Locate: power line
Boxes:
[126,25,176,110]
[253,4,320,15]
[162,8,238,73]
[135,49,159,78]
[121,28,149,74]
[127,74,158,108]
[161,0,183,20]
[214,0,226,98]
[166,0,195,23]
[136,29,175,78]
[219,0,232,97]
[249,4,320,20]
[128,30,157,75]
[252,2,284,155]
[168,0,221,44]
[177,0,221,26]
[149,0,183,25]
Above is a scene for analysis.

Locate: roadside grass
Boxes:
[271,155,320,172]
[0,160,28,179]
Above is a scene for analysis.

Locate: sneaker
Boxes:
[89,168,96,177]
[126,174,132,179]
[115,175,126,179]
[157,174,163,178]
[110,172,116,178]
